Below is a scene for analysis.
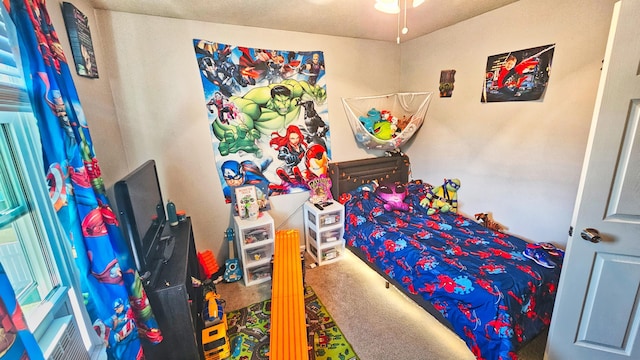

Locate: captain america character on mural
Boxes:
[193,40,331,200]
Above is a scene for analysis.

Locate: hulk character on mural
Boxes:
[212,79,326,158]
[193,39,331,199]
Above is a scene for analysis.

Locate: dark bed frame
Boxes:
[328,154,454,331]
[328,153,411,199]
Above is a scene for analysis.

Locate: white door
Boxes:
[546,1,640,359]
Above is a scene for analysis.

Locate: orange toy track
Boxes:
[269,229,308,360]
[198,250,220,279]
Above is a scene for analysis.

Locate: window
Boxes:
[0,115,62,328]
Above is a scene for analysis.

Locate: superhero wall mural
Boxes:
[192,40,330,204]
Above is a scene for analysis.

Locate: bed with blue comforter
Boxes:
[341,182,562,360]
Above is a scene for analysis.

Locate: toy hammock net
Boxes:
[342,92,432,151]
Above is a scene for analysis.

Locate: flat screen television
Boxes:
[113,160,167,275]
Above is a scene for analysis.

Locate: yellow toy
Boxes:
[205,291,221,323]
[202,289,230,359]
[202,314,230,360]
[420,178,460,215]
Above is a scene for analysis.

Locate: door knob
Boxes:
[581,228,601,243]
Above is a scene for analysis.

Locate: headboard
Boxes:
[328,154,411,199]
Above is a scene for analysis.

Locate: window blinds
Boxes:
[0,7,31,112]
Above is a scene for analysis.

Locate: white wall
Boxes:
[401,0,617,245]
[90,11,400,261]
[48,0,128,187]
[47,0,618,264]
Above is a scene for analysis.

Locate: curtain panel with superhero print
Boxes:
[192,40,331,205]
[6,1,162,359]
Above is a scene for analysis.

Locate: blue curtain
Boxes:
[4,1,162,359]
[0,264,44,360]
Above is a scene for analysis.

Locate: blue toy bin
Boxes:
[342,92,432,151]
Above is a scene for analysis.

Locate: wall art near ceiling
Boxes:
[439,69,456,97]
[192,40,329,203]
[61,2,98,78]
[481,44,555,103]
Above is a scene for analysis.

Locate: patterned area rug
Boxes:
[226,285,358,360]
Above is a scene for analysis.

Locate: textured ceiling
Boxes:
[86,0,518,43]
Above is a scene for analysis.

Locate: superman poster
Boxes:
[481,44,555,102]
[192,40,330,205]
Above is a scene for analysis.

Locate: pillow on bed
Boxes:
[405,181,432,196]
[337,180,378,204]
[405,181,434,212]
[357,180,378,193]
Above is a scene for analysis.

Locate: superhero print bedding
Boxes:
[342,183,562,360]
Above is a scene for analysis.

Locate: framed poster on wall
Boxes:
[62,2,99,78]
[481,44,555,103]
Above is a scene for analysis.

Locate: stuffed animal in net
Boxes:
[396,115,411,132]
[375,182,410,212]
[420,178,460,215]
[372,120,396,140]
[359,108,381,134]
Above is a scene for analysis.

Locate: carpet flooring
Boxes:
[216,249,547,360]
[226,285,358,360]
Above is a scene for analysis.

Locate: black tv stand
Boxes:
[161,235,175,263]
[145,258,163,289]
[142,217,203,359]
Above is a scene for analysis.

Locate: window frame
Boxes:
[1,119,58,311]
[0,112,63,322]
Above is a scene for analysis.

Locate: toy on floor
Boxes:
[197,250,220,279]
[474,212,507,232]
[232,337,243,357]
[223,227,242,283]
[420,178,460,215]
[375,182,410,212]
[201,283,230,359]
[204,291,223,324]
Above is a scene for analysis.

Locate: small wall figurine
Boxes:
[439,69,456,97]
